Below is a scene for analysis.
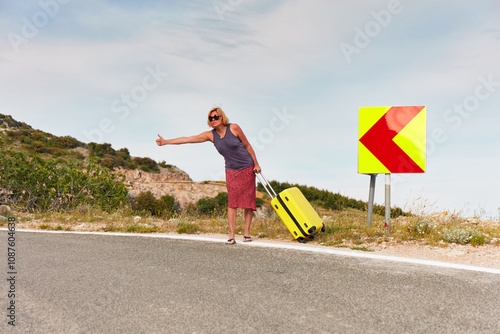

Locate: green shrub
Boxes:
[160,194,176,214]
[117,148,131,160]
[372,204,407,218]
[196,197,217,214]
[19,135,32,144]
[133,191,159,215]
[30,131,46,141]
[196,192,228,215]
[132,191,176,216]
[51,135,84,149]
[132,157,159,173]
[0,150,127,212]
[410,219,433,237]
[440,227,486,245]
[88,142,113,157]
[29,140,49,153]
[158,161,174,169]
[469,234,487,246]
[126,225,158,233]
[48,147,67,157]
[177,223,202,234]
[86,143,134,169]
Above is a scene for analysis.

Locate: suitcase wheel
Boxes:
[297,237,307,243]
[321,223,326,233]
[308,226,317,238]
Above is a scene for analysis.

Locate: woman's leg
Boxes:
[244,208,253,237]
[228,207,237,240]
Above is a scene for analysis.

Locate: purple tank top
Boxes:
[212,124,254,170]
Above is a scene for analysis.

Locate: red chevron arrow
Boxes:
[360,106,424,173]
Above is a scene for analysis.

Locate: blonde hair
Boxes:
[207,107,230,127]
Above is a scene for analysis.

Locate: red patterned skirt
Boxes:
[225,165,256,210]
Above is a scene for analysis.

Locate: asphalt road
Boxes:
[1,231,499,333]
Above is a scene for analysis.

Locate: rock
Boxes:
[118,168,229,209]
[0,205,11,214]
[116,167,192,184]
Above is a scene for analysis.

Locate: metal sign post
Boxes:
[366,174,377,227]
[365,173,391,230]
[385,173,391,231]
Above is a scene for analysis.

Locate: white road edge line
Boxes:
[4,228,500,275]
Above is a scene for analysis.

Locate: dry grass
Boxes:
[3,205,499,251]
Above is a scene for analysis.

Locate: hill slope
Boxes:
[1,113,226,209]
[0,113,189,177]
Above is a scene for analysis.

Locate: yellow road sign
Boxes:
[358,106,426,174]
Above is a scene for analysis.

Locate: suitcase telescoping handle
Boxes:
[255,172,277,199]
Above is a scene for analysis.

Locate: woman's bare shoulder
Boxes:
[229,123,242,132]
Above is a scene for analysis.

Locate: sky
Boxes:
[1,0,499,219]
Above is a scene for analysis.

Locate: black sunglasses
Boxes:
[209,115,220,122]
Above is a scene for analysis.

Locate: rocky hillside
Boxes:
[118,168,228,209]
[1,113,230,209]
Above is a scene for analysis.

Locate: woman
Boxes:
[156,107,262,244]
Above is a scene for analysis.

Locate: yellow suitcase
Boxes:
[256,173,325,243]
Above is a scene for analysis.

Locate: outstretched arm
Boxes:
[156,131,213,146]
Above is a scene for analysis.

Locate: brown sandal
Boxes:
[226,238,236,245]
[243,236,252,242]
